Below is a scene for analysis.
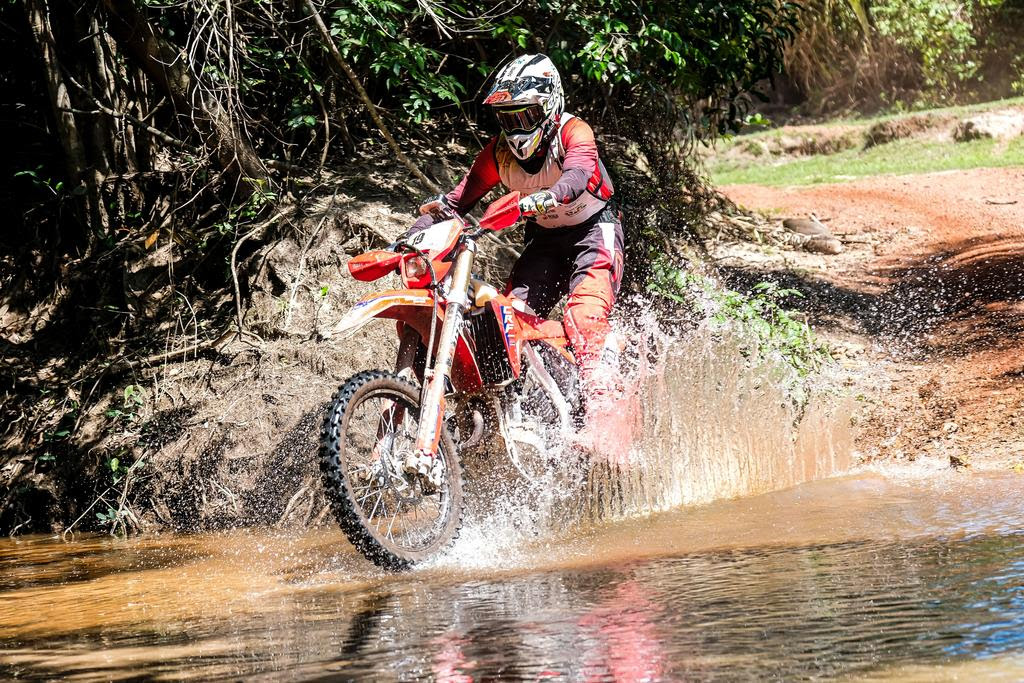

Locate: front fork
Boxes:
[407,239,476,478]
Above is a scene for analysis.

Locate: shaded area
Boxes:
[0,183,408,536]
[151,404,328,532]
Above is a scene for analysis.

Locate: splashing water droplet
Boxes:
[431,295,853,570]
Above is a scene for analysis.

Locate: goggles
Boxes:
[493,104,545,134]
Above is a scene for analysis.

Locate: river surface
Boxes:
[2,467,1023,681]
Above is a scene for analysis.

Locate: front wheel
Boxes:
[319,370,464,570]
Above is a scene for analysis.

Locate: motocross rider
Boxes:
[411,54,625,412]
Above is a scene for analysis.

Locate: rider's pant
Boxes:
[504,205,625,389]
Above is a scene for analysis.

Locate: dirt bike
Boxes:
[320,192,583,570]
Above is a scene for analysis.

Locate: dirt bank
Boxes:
[719,167,1024,469]
[0,154,521,535]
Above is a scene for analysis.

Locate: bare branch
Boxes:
[64,73,200,154]
[100,0,272,188]
[231,208,292,341]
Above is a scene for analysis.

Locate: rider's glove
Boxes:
[518,190,557,217]
[418,194,455,221]
[406,195,454,240]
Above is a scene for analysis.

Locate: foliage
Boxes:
[93,455,146,536]
[105,384,147,426]
[649,264,832,378]
[871,0,994,99]
[6,0,802,264]
[14,166,66,197]
[327,2,465,122]
[782,0,1024,113]
[89,384,150,536]
[314,0,802,138]
[32,387,82,466]
[534,0,801,138]
[1014,57,1024,96]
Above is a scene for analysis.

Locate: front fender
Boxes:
[331,289,435,338]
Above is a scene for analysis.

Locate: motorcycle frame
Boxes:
[334,220,574,460]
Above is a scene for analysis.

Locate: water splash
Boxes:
[438,296,854,568]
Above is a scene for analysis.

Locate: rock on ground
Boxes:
[954,110,1024,142]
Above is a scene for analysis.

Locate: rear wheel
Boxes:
[320,370,464,570]
[502,342,582,485]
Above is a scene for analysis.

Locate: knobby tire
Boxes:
[319,370,464,570]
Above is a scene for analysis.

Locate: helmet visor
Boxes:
[494,104,545,134]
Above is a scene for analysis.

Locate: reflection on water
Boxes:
[2,471,1024,680]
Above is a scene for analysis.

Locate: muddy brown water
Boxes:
[2,469,1024,681]
[2,335,1020,680]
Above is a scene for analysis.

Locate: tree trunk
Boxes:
[301,0,440,194]
[24,0,104,242]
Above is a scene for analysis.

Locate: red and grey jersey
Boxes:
[445,113,614,228]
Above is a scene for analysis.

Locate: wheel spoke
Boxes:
[365,490,384,518]
[398,506,411,542]
[373,497,385,530]
[386,498,401,541]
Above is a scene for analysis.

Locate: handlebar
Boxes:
[393,216,526,253]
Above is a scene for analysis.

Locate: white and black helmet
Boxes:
[484,54,565,160]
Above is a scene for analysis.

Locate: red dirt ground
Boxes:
[722,168,1024,469]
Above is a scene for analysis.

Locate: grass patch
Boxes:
[710,135,1024,186]
[814,95,1024,129]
